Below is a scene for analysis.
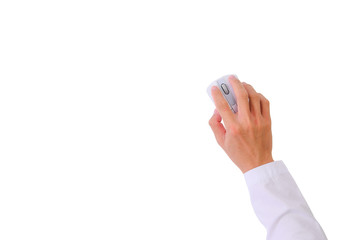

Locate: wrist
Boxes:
[241,156,274,174]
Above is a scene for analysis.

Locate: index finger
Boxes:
[211,86,236,127]
[228,75,250,117]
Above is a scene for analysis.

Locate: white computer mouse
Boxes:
[207,74,238,113]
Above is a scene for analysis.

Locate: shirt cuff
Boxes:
[244,161,289,188]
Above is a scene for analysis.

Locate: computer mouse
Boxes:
[207,74,238,113]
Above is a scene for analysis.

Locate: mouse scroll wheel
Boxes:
[221,83,230,95]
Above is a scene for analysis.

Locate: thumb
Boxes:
[208,109,226,147]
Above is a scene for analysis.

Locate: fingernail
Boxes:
[211,86,217,91]
[228,75,235,80]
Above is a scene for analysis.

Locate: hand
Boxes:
[208,75,273,173]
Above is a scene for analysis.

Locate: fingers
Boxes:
[228,76,250,116]
[208,109,226,147]
[211,86,236,127]
[242,83,261,117]
[259,93,270,119]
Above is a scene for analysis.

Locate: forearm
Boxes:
[244,161,327,240]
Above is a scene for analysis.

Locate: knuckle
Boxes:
[264,97,270,105]
[260,94,270,105]
[240,91,249,99]
[252,94,260,101]
[208,116,215,126]
[208,119,213,126]
[252,118,261,129]
[241,119,254,132]
[261,119,271,129]
[242,115,251,125]
[260,93,266,98]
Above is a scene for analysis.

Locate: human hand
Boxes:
[208,75,273,173]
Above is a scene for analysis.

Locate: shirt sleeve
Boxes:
[244,161,327,240]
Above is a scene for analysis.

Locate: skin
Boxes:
[208,75,274,173]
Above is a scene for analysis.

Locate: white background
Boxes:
[1,0,359,239]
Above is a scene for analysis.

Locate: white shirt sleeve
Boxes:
[244,161,327,240]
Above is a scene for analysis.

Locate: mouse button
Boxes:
[221,83,230,95]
